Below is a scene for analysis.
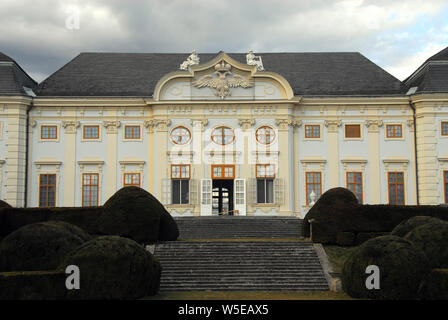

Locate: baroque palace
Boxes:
[0,48,448,217]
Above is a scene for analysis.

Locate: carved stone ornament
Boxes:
[324,120,342,132]
[102,120,121,134]
[238,119,255,130]
[180,50,200,70]
[192,61,254,99]
[365,120,383,132]
[274,119,290,130]
[62,120,80,133]
[190,119,208,131]
[246,50,264,71]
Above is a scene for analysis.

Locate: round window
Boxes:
[211,126,235,145]
[256,126,275,144]
[170,126,191,145]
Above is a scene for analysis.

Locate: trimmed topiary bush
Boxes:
[336,232,356,246]
[419,268,448,300]
[342,235,430,299]
[102,186,178,243]
[404,221,448,268]
[62,236,161,299]
[0,221,91,272]
[0,270,66,300]
[355,232,389,245]
[302,187,360,244]
[391,216,445,237]
[0,200,11,208]
[158,209,179,241]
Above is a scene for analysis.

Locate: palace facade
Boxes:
[0,49,448,217]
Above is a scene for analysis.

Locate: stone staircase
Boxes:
[175,216,303,239]
[153,217,329,291]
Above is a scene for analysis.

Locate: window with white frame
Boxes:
[256,164,275,204]
[171,164,190,204]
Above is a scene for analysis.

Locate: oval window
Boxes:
[170,126,191,145]
[211,126,235,145]
[256,126,275,144]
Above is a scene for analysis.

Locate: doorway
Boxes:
[212,179,234,215]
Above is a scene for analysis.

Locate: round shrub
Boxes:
[62,236,161,299]
[342,235,430,299]
[0,221,90,272]
[102,186,178,243]
[0,200,12,208]
[391,216,445,237]
[159,209,179,241]
[302,187,360,243]
[404,221,448,268]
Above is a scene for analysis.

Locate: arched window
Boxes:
[211,126,235,145]
[170,126,191,145]
[256,126,275,144]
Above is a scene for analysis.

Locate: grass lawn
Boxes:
[323,245,358,273]
[144,291,354,300]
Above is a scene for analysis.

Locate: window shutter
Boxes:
[189,179,197,204]
[274,178,284,205]
[249,178,257,204]
[161,179,172,205]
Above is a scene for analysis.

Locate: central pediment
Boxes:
[154,52,293,101]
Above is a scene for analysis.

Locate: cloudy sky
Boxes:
[1,0,448,83]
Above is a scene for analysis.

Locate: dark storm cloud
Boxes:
[0,0,447,82]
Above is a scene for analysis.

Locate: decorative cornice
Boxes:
[62,120,80,133]
[238,119,255,130]
[102,120,121,134]
[364,120,383,132]
[324,120,342,132]
[275,118,299,130]
[190,119,208,131]
[144,119,171,132]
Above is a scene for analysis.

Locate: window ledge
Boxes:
[252,203,279,207]
[165,204,194,208]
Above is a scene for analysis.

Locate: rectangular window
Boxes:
[41,125,57,139]
[345,124,361,138]
[125,125,140,139]
[442,122,448,136]
[171,165,190,204]
[256,164,275,178]
[83,125,99,139]
[82,173,99,207]
[256,179,274,204]
[124,173,140,187]
[306,172,322,205]
[39,174,56,207]
[347,172,363,203]
[386,124,402,138]
[211,165,235,179]
[444,171,448,204]
[305,125,320,138]
[388,172,405,205]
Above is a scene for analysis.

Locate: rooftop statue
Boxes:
[246,50,264,71]
[180,50,200,70]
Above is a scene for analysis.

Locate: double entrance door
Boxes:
[200,165,246,216]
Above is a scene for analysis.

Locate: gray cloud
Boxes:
[1,0,447,82]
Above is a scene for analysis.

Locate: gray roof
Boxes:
[36,52,404,97]
[0,52,37,96]
[405,47,448,94]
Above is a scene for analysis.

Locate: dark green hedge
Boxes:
[0,187,179,243]
[419,268,448,300]
[0,270,67,300]
[342,235,430,299]
[302,188,448,245]
[0,221,90,272]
